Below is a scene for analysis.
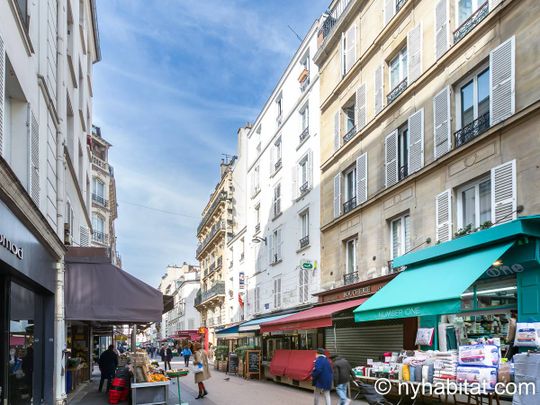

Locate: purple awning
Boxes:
[65,248,163,323]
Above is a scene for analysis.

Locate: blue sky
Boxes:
[93,0,328,287]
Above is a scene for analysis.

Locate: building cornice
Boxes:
[0,157,65,259]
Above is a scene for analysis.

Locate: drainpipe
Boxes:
[55,0,67,403]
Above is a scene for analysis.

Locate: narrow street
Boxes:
[69,360,368,405]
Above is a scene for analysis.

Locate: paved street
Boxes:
[69,360,368,405]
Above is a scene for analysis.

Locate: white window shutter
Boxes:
[29,107,40,206]
[355,84,366,131]
[333,173,341,218]
[307,150,313,188]
[436,189,452,242]
[340,32,345,76]
[490,36,515,126]
[433,86,451,159]
[384,0,395,25]
[345,24,356,73]
[291,165,298,200]
[0,34,5,156]
[374,65,383,115]
[385,130,398,188]
[267,234,273,263]
[277,229,283,260]
[80,225,90,247]
[407,108,424,174]
[334,110,341,151]
[491,160,516,224]
[435,0,449,60]
[407,23,423,83]
[356,152,368,204]
[269,144,275,173]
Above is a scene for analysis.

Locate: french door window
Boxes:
[391,214,411,259]
[389,47,408,90]
[459,67,490,129]
[345,238,357,274]
[457,177,491,229]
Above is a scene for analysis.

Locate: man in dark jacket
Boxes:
[165,346,173,371]
[311,348,332,405]
[332,355,353,405]
[98,345,118,392]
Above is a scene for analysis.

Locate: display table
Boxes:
[131,380,170,405]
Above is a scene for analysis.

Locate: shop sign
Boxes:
[197,327,206,335]
[0,232,24,260]
[484,263,525,278]
[239,271,245,289]
[377,306,421,319]
[301,260,314,270]
[343,286,371,299]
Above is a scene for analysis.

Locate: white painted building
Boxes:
[0,1,100,403]
[243,22,321,319]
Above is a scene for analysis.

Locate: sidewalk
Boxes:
[68,359,368,405]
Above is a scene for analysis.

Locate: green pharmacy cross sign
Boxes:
[301,260,314,270]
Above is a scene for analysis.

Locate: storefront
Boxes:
[354,215,540,353]
[1,199,59,405]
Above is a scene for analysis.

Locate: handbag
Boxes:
[191,363,203,374]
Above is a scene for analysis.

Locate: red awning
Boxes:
[260,298,367,333]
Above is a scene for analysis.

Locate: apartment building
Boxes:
[315,0,539,291]
[89,125,121,266]
[0,1,100,403]
[195,159,236,344]
[243,21,321,320]
[168,265,201,334]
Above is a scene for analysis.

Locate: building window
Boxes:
[276,93,283,125]
[254,286,260,313]
[299,268,309,303]
[299,209,310,248]
[240,237,245,261]
[270,228,282,264]
[343,166,356,213]
[92,177,106,206]
[457,177,491,230]
[342,99,356,143]
[92,213,106,244]
[455,67,490,147]
[273,137,282,172]
[397,122,409,181]
[298,152,312,195]
[457,0,486,26]
[273,183,281,218]
[273,278,282,309]
[345,238,357,274]
[252,166,260,197]
[390,214,411,259]
[389,47,408,91]
[299,53,310,92]
[254,204,261,232]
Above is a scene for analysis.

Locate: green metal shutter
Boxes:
[325,323,404,367]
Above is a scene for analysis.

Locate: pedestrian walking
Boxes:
[193,342,211,399]
[311,348,332,405]
[165,346,173,370]
[332,354,353,405]
[159,345,166,368]
[181,345,192,367]
[98,345,118,392]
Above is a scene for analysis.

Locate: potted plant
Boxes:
[214,345,228,371]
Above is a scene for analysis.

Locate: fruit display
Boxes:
[147,373,169,382]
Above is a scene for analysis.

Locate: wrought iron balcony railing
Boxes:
[343,271,360,286]
[197,191,227,234]
[387,78,408,105]
[399,164,409,182]
[299,235,310,249]
[453,2,489,44]
[92,193,108,207]
[454,112,490,148]
[195,281,225,307]
[274,158,282,172]
[343,196,357,214]
[396,0,407,13]
[299,181,310,195]
[196,220,226,257]
[299,127,309,144]
[92,231,109,245]
[343,125,357,144]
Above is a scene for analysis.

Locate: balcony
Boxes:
[197,191,228,235]
[343,125,357,144]
[399,164,409,182]
[454,112,490,148]
[343,196,357,214]
[343,271,360,286]
[299,235,310,249]
[92,193,108,207]
[453,2,489,44]
[195,281,225,307]
[299,181,310,195]
[386,78,408,105]
[299,127,309,144]
[196,220,226,258]
[92,231,109,245]
[92,156,109,171]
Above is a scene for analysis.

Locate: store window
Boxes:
[389,47,408,91]
[390,214,411,259]
[8,282,37,404]
[461,275,517,312]
[456,177,491,230]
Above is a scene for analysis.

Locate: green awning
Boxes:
[354,241,515,322]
